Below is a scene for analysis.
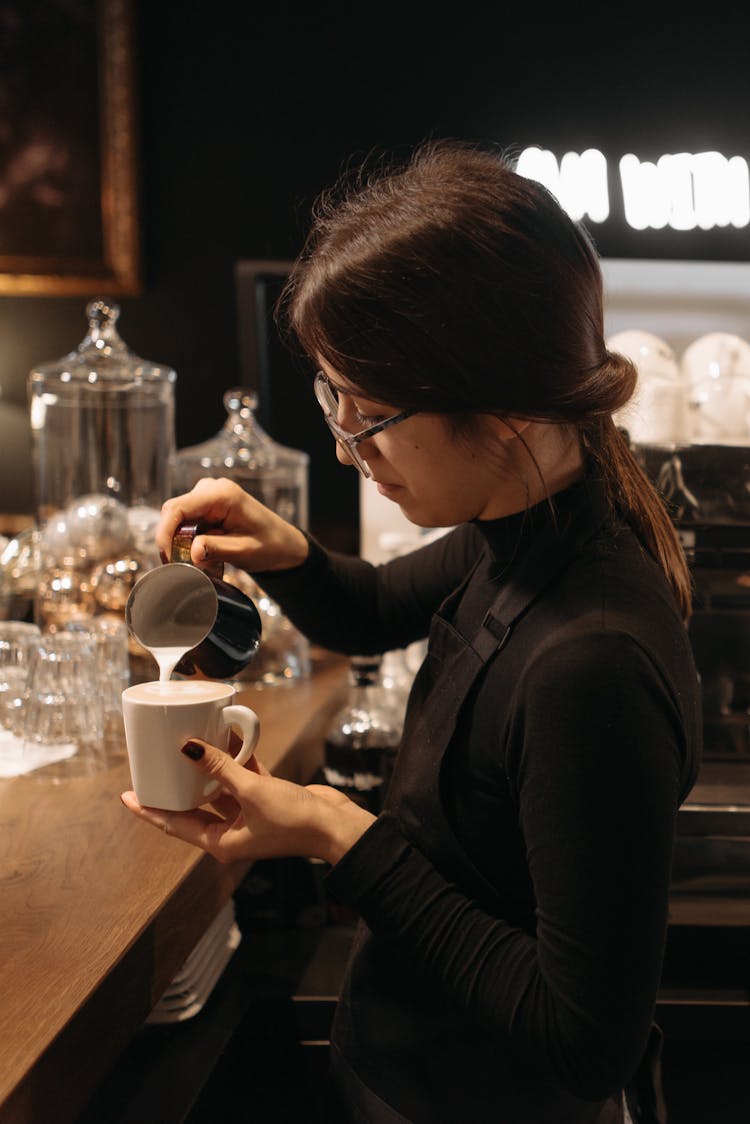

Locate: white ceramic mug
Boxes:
[122,680,260,811]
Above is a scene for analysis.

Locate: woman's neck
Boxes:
[479,422,585,521]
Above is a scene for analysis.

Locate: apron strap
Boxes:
[472,482,610,664]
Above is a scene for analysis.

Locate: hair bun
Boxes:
[598,349,638,415]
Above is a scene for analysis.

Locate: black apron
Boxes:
[331,484,667,1124]
[386,487,609,909]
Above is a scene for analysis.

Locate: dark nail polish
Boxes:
[181,740,204,760]
[159,549,169,564]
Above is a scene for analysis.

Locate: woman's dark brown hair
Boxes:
[278,139,691,619]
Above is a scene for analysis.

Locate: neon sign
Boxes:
[516,147,750,232]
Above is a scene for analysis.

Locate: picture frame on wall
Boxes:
[0,0,140,297]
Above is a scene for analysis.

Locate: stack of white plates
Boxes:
[147,899,242,1024]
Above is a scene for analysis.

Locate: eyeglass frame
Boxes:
[313,371,417,478]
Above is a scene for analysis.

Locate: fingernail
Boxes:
[181,740,204,760]
[159,549,169,564]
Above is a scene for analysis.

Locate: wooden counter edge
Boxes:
[0,655,349,1124]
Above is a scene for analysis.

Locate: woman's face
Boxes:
[317,360,544,527]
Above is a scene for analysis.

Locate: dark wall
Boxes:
[1,3,748,515]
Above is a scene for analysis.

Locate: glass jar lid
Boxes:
[29,299,177,395]
[176,386,310,475]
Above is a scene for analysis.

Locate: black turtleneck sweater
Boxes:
[255,482,701,1124]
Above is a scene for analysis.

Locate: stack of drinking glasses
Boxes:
[0,622,41,748]
[0,617,130,779]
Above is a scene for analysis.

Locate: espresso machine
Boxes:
[634,442,750,762]
[630,442,750,901]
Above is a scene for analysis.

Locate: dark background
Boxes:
[0,0,102,261]
[3,10,750,1119]
[1,1,750,520]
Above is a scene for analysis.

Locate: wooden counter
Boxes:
[3,647,750,1121]
[0,655,348,1124]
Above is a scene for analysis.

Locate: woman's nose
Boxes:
[335,440,355,467]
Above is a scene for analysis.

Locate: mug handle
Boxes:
[202,705,261,798]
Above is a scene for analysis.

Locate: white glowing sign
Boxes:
[516,146,750,232]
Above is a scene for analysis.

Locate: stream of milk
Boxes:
[151,645,192,685]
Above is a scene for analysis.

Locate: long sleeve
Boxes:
[253,523,482,654]
[326,630,685,1101]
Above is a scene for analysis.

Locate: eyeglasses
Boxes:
[313,371,416,478]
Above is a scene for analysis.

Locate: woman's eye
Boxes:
[354,408,385,428]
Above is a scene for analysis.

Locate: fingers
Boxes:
[120,791,231,854]
[157,478,308,573]
[224,741,268,776]
[249,753,271,777]
[120,789,167,828]
[118,735,258,831]
[179,737,256,796]
[193,530,261,570]
[156,479,246,562]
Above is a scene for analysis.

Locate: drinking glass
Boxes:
[0,621,41,735]
[22,631,106,778]
[63,616,130,755]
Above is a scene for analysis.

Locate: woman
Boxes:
[122,140,701,1123]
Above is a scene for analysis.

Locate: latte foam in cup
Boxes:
[122,680,260,810]
[125,680,232,704]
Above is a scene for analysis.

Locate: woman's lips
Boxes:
[375,481,402,498]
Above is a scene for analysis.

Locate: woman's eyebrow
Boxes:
[328,378,391,408]
[331,380,377,403]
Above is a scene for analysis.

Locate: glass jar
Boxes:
[173,387,309,530]
[174,388,311,686]
[28,301,175,668]
[222,567,311,689]
[29,298,177,523]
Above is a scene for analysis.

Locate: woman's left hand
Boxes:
[120,739,375,866]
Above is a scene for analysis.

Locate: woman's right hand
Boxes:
[156,477,310,574]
